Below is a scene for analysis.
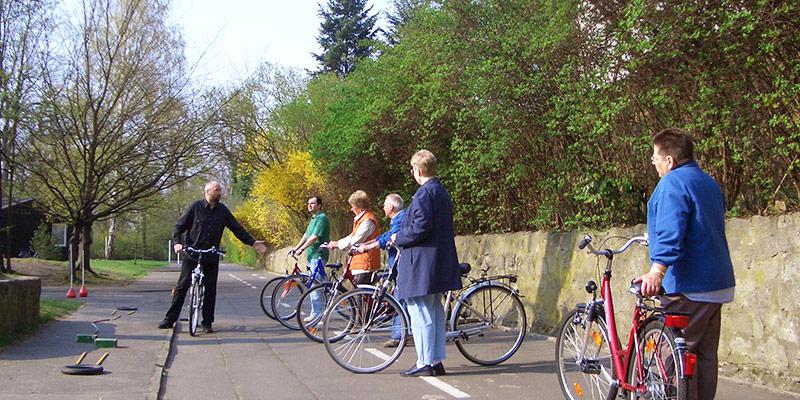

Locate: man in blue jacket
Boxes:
[355,193,407,347]
[391,150,462,377]
[634,128,735,400]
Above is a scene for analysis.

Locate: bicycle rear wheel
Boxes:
[626,319,684,400]
[188,281,201,336]
[297,283,346,343]
[555,307,614,400]
[323,289,407,373]
[270,274,309,330]
[453,284,527,365]
[260,275,286,320]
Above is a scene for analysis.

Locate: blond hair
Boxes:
[348,190,371,210]
[410,149,437,177]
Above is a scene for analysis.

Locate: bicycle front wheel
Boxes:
[297,283,345,343]
[188,282,201,336]
[453,284,527,365]
[323,289,408,373]
[270,274,309,330]
[555,307,614,400]
[626,319,684,400]
[260,275,286,320]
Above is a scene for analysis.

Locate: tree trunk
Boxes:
[80,223,97,276]
[105,217,116,259]
[69,230,80,282]
[141,214,147,260]
[0,156,7,274]
[5,149,15,273]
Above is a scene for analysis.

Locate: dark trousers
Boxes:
[165,257,219,326]
[353,271,378,285]
[661,294,723,400]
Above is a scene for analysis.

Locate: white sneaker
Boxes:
[303,314,318,323]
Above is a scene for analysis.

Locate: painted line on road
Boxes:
[228,273,257,289]
[365,348,471,399]
[420,377,471,398]
[365,347,390,361]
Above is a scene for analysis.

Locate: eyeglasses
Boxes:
[651,154,669,162]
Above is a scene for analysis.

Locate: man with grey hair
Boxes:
[159,181,267,332]
[355,193,405,268]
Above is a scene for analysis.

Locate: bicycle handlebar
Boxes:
[183,246,225,256]
[580,234,648,256]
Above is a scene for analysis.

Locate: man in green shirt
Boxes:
[289,196,330,320]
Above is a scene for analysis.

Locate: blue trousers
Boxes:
[405,293,446,367]
[308,259,327,316]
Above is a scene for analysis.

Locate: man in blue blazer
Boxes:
[634,128,735,399]
[391,149,462,377]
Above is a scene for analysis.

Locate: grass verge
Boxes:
[9,258,168,286]
[86,259,168,284]
[0,299,83,349]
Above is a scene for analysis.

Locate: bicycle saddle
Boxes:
[325,263,343,270]
[628,281,666,297]
[458,263,471,276]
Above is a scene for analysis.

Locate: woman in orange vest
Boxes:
[327,190,381,284]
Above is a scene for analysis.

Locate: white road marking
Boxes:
[365,348,390,361]
[364,348,471,399]
[420,377,471,398]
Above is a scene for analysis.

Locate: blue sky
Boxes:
[170,0,392,87]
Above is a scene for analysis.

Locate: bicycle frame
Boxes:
[444,277,520,341]
[578,236,694,398]
[278,256,327,296]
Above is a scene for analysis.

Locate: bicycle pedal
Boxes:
[580,359,602,374]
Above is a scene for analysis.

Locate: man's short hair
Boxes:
[411,149,437,176]
[348,190,371,210]
[653,128,694,162]
[309,196,323,206]
[204,181,221,193]
[384,193,403,210]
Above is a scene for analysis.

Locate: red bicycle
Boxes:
[555,234,696,400]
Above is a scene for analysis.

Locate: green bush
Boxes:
[29,224,65,261]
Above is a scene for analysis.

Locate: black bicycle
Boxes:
[183,246,225,336]
[323,249,527,373]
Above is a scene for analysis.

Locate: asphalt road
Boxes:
[156,263,791,400]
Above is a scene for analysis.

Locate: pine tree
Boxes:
[314,0,378,77]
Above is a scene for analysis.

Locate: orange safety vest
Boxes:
[351,210,381,271]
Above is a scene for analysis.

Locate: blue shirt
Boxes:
[375,209,406,267]
[647,161,735,296]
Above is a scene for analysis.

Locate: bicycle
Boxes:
[259,275,287,321]
[269,253,328,330]
[183,246,225,337]
[322,249,527,373]
[555,234,696,400]
[295,244,375,343]
[259,251,301,321]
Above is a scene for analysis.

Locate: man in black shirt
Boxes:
[158,181,266,332]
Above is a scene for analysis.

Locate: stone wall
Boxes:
[261,212,800,393]
[0,276,41,337]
